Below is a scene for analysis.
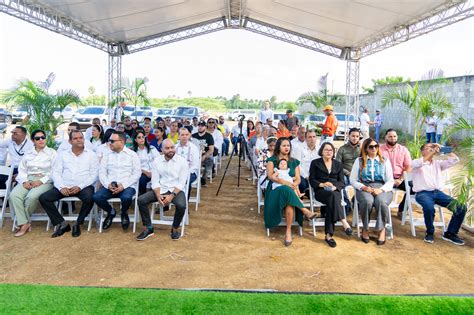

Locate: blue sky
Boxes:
[1,13,473,102]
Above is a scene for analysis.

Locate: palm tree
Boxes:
[445,117,473,229]
[381,69,453,158]
[296,73,344,114]
[2,73,81,148]
[117,77,150,119]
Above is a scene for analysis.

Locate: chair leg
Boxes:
[99,209,104,233]
[438,206,446,233]
[266,228,270,237]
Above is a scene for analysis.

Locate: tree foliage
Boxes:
[362,76,410,94]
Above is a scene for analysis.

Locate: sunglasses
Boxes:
[108,139,121,144]
[34,136,46,141]
[368,144,379,150]
[208,122,215,124]
[132,122,138,125]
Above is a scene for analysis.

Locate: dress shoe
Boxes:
[14,224,32,237]
[102,213,115,230]
[360,236,370,244]
[284,240,293,247]
[51,223,71,238]
[376,239,386,246]
[72,224,81,237]
[344,228,353,236]
[325,238,337,248]
[121,214,130,230]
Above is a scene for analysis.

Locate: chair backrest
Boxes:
[0,165,13,177]
[0,165,13,193]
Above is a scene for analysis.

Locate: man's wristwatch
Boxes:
[172,192,177,197]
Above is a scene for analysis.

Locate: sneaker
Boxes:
[170,229,181,241]
[136,229,154,241]
[424,234,434,244]
[442,232,465,246]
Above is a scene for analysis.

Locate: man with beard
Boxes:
[136,139,189,241]
[123,116,134,138]
[336,128,361,213]
[380,129,412,217]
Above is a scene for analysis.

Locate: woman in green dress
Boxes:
[264,138,316,246]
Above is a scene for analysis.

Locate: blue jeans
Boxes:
[188,172,197,200]
[299,177,309,194]
[139,174,151,195]
[426,132,436,143]
[415,190,466,235]
[436,134,442,144]
[232,136,239,154]
[222,138,230,156]
[375,126,382,142]
[93,186,136,216]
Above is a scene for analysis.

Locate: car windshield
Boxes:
[124,106,135,112]
[82,107,105,115]
[15,106,28,112]
[308,115,325,122]
[131,111,153,116]
[157,109,173,115]
[335,114,355,122]
[175,108,196,116]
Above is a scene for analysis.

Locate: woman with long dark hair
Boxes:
[350,138,394,245]
[90,124,104,151]
[133,130,159,194]
[264,137,316,246]
[247,120,255,141]
[309,142,352,248]
[150,126,166,153]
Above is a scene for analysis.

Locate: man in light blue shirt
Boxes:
[258,101,273,123]
[374,109,383,142]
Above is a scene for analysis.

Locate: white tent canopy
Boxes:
[1,0,473,131]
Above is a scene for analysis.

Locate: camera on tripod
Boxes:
[238,114,246,121]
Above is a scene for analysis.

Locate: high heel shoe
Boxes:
[303,211,318,220]
[14,224,31,237]
[284,239,293,247]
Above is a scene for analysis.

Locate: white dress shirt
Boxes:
[96,143,112,161]
[52,148,99,190]
[359,113,371,131]
[151,154,189,193]
[210,129,223,154]
[298,145,320,178]
[99,147,141,189]
[290,138,307,161]
[84,126,93,141]
[16,147,57,184]
[136,146,159,172]
[176,141,200,174]
[0,138,34,168]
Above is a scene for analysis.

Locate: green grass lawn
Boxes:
[0,284,472,314]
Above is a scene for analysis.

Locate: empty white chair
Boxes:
[0,165,14,228]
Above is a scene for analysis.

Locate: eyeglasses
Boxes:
[132,122,137,125]
[108,139,121,144]
[136,136,145,139]
[368,144,379,150]
[323,149,334,152]
[34,136,46,141]
[208,122,215,124]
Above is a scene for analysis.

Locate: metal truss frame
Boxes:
[358,0,474,58]
[227,0,243,28]
[126,18,227,54]
[344,60,360,141]
[243,18,343,59]
[0,0,108,52]
[107,50,122,108]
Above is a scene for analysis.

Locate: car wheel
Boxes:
[5,116,12,124]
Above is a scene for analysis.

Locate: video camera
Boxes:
[238,114,246,121]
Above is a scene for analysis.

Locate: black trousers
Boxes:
[314,188,344,236]
[39,185,95,226]
[395,180,413,212]
[138,190,186,229]
[0,167,18,189]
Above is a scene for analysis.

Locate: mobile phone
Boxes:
[111,181,118,188]
[439,146,453,154]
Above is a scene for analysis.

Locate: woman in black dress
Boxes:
[309,142,352,248]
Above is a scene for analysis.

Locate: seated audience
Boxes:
[9,130,56,237]
[150,127,166,153]
[90,124,104,152]
[192,121,214,186]
[39,130,98,238]
[350,138,394,246]
[412,143,466,245]
[176,127,200,196]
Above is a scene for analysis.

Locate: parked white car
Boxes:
[12,106,28,123]
[156,108,175,118]
[122,105,136,117]
[333,113,359,139]
[72,106,111,127]
[53,106,75,121]
[130,110,154,122]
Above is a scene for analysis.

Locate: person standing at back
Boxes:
[283,109,299,131]
[259,101,274,124]
[359,108,374,141]
[374,109,383,142]
[317,105,338,143]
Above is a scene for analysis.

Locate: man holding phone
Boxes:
[136,139,189,241]
[93,131,141,231]
[412,143,466,245]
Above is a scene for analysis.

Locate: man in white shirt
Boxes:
[290,126,307,161]
[230,121,247,155]
[259,101,274,123]
[176,127,199,196]
[93,131,141,231]
[293,129,319,193]
[359,108,374,140]
[425,115,437,144]
[218,116,231,156]
[191,117,199,134]
[39,130,99,238]
[136,139,189,241]
[0,126,34,188]
[435,116,450,144]
[207,118,223,156]
[57,122,94,153]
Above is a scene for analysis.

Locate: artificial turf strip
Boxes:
[0,284,472,314]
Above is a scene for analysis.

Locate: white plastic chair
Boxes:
[150,175,190,237]
[46,196,97,232]
[98,183,140,233]
[189,159,202,211]
[401,173,446,237]
[0,165,14,228]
